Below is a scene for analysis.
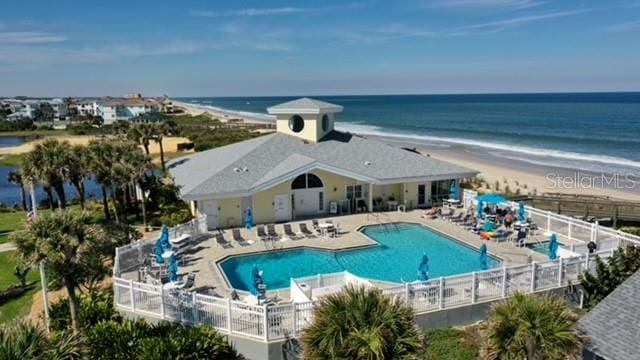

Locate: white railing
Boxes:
[461,190,640,252]
[113,249,615,341]
[114,214,207,277]
[113,202,640,342]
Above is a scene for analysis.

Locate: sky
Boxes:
[0,0,639,97]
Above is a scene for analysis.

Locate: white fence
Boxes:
[113,203,640,342]
[114,249,615,341]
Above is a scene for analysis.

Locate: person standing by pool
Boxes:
[504,212,514,229]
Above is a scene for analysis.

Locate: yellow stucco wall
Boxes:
[253,181,291,224]
[307,169,362,211]
[217,197,242,228]
[275,113,335,142]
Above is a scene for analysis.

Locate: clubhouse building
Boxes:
[168,98,477,229]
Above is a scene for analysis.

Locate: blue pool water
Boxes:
[219,223,501,291]
[526,241,563,257]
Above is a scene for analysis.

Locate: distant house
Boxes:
[75,100,101,117]
[0,98,67,120]
[99,98,159,124]
[578,269,640,359]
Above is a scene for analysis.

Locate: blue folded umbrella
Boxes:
[155,239,164,264]
[479,243,488,270]
[518,201,526,222]
[477,200,484,220]
[549,233,559,260]
[159,226,171,250]
[168,253,178,282]
[449,180,458,201]
[417,253,429,281]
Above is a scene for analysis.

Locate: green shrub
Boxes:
[86,320,242,360]
[425,328,476,360]
[49,290,121,332]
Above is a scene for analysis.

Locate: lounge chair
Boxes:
[283,224,302,239]
[422,207,439,219]
[232,228,253,245]
[267,224,280,239]
[215,233,232,248]
[448,212,464,223]
[256,225,269,241]
[299,223,316,237]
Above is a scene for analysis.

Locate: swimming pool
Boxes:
[526,241,563,257]
[219,223,501,291]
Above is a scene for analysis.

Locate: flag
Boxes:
[26,210,35,225]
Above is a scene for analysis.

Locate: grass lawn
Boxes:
[0,153,26,167]
[0,250,41,323]
[0,204,106,244]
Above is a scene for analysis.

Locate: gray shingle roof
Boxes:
[578,269,640,360]
[168,131,477,199]
[267,97,343,114]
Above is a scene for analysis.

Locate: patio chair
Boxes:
[232,228,252,245]
[283,224,302,239]
[514,229,527,247]
[312,219,320,229]
[183,272,196,290]
[267,224,280,239]
[299,223,316,237]
[215,232,232,248]
[256,225,269,241]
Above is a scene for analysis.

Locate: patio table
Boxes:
[162,250,175,261]
[170,234,190,245]
[163,281,185,291]
[317,223,334,238]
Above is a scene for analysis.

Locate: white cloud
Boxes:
[0,31,67,44]
[450,8,593,33]
[190,7,306,17]
[428,0,544,10]
[606,19,640,32]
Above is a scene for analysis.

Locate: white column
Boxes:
[471,272,477,304]
[501,267,507,298]
[530,262,537,292]
[368,183,373,212]
[226,299,233,333]
[263,304,269,341]
[439,277,444,309]
[558,258,563,287]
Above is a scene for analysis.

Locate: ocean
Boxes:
[178,93,640,177]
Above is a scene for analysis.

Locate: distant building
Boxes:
[578,269,640,359]
[99,98,159,124]
[75,100,101,117]
[0,98,67,120]
[126,92,143,99]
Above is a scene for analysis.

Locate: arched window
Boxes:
[321,114,330,132]
[291,173,324,189]
[289,115,305,133]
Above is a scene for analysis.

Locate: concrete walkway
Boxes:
[0,242,17,252]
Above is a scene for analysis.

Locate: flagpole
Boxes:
[30,182,50,333]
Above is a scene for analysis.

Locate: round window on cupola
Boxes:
[321,114,330,132]
[289,115,305,133]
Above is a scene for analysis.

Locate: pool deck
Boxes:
[122,210,583,299]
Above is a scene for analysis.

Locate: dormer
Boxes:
[267,97,343,142]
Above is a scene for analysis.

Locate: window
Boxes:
[418,184,426,205]
[307,173,323,188]
[319,191,324,210]
[291,173,324,189]
[289,115,305,133]
[346,185,363,199]
[321,114,330,132]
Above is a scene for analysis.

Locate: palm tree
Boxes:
[87,140,115,220]
[23,139,71,209]
[301,285,425,359]
[7,170,27,210]
[127,123,156,155]
[68,145,89,209]
[0,320,83,359]
[13,210,108,335]
[481,293,583,360]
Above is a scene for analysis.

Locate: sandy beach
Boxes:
[0,135,192,156]
[173,100,276,125]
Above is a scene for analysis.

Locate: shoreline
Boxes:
[172,100,276,125]
[171,100,640,201]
